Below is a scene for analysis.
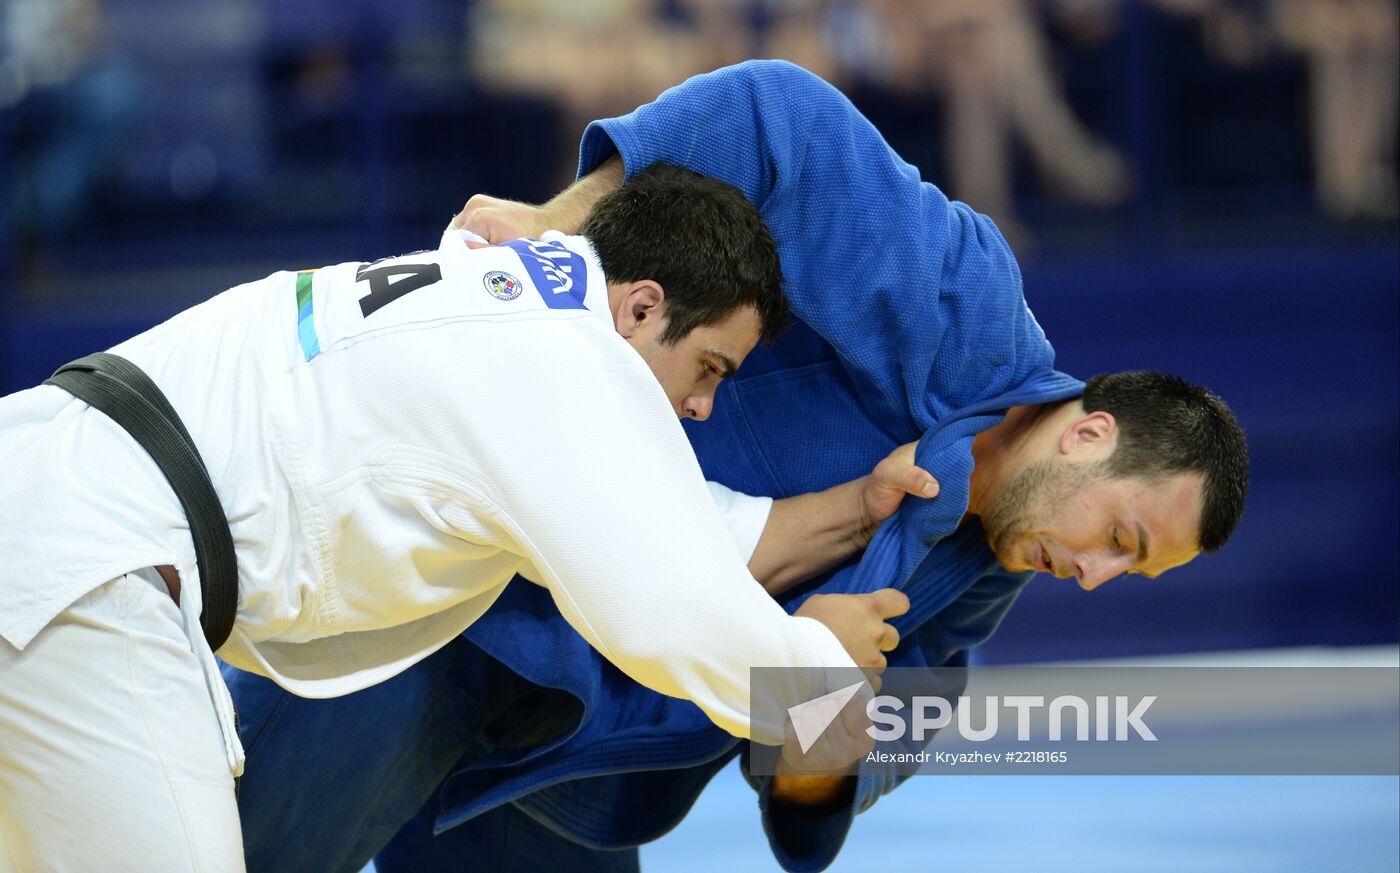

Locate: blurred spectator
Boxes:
[1273,0,1397,218]
[465,0,1130,231]
[2,0,1391,270]
[856,0,1131,234]
[0,0,140,256]
[465,0,727,183]
[1157,0,1399,219]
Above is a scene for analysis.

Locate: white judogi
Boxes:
[0,231,851,871]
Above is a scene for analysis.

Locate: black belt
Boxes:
[45,352,238,651]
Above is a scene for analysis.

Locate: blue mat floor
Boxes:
[643,767,1399,872]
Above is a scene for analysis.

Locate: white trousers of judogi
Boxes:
[0,569,244,873]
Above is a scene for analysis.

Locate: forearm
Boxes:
[749,477,872,597]
[451,154,622,243]
[543,154,624,233]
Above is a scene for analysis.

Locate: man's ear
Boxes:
[1059,410,1118,458]
[613,281,666,339]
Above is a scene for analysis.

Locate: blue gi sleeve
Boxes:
[578,59,1037,432]
[576,58,1075,607]
[739,763,864,873]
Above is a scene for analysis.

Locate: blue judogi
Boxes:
[228,61,1084,873]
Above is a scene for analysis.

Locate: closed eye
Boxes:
[703,350,740,380]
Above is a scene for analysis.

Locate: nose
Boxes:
[1073,553,1131,591]
[683,393,714,422]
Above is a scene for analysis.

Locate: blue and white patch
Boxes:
[484,270,523,301]
[501,238,589,310]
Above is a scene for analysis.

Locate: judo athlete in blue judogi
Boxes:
[225,61,1249,873]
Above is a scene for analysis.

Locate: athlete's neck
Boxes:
[965,402,1059,520]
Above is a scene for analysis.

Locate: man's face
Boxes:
[982,459,1204,590]
[629,304,762,421]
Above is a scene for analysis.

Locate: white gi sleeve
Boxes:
[705,481,773,563]
[435,318,856,743]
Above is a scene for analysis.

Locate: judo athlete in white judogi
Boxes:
[0,166,913,872]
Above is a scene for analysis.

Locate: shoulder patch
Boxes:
[483,270,523,301]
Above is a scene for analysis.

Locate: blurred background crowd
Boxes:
[1,0,1396,663]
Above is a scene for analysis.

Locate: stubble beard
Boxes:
[981,459,1105,567]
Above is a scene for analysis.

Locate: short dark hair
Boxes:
[580,163,788,345]
[1081,371,1249,553]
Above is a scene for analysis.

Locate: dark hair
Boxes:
[580,163,788,345]
[1081,371,1249,553]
